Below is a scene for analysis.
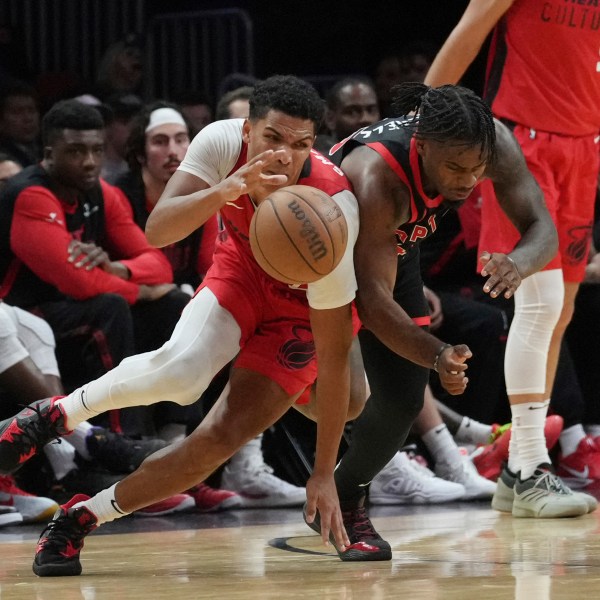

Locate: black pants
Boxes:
[335,250,429,502]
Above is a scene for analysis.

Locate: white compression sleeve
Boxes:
[504,270,563,396]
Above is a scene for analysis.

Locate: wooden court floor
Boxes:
[2,498,600,599]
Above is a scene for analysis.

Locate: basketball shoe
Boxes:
[0,397,70,474]
[221,438,306,508]
[369,451,465,505]
[434,455,497,500]
[557,435,600,489]
[85,428,168,474]
[187,483,242,512]
[134,493,195,517]
[471,415,564,481]
[0,475,58,522]
[33,494,97,577]
[492,464,593,517]
[0,504,23,528]
[303,496,392,561]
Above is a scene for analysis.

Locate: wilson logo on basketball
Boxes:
[287,199,328,260]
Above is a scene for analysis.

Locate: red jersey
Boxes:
[485,0,600,135]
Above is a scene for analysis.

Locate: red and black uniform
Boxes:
[481,0,600,282]
[329,120,450,499]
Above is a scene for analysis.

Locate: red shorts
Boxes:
[478,126,599,282]
[201,242,360,399]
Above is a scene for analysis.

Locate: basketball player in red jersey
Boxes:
[0,75,383,576]
[425,0,600,511]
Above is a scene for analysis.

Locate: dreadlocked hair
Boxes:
[390,82,496,163]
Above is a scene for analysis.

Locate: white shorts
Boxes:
[0,303,59,377]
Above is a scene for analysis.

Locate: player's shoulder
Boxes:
[193,118,244,143]
[300,149,351,196]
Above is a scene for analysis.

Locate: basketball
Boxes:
[250,184,348,285]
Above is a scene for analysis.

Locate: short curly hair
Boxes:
[42,99,104,146]
[249,75,324,129]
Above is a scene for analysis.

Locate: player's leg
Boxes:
[0,288,242,473]
[32,367,299,577]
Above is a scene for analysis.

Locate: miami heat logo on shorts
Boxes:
[277,325,315,370]
[565,225,592,266]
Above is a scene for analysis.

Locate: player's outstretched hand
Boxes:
[436,344,472,395]
[304,473,349,551]
[480,251,522,299]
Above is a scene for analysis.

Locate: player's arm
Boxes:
[342,146,471,392]
[424,0,514,87]
[147,150,288,248]
[481,120,559,295]
[305,303,353,550]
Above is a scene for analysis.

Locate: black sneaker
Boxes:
[303,497,392,561]
[33,494,97,577]
[0,398,70,474]
[85,428,168,474]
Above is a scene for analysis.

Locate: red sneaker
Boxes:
[557,435,600,489]
[472,415,564,481]
[187,482,242,512]
[134,493,195,517]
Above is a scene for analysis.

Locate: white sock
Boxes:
[422,424,462,464]
[455,417,493,445]
[43,440,78,481]
[65,422,94,461]
[57,384,102,430]
[559,424,586,457]
[511,401,551,479]
[74,484,129,525]
[507,428,521,475]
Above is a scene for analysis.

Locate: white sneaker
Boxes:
[222,439,306,508]
[0,475,58,523]
[435,456,497,500]
[0,504,23,527]
[369,452,466,505]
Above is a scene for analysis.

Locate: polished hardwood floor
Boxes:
[2,496,600,600]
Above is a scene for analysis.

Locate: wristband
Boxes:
[433,343,452,373]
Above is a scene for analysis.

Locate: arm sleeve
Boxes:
[100,182,174,285]
[306,189,359,310]
[10,186,142,304]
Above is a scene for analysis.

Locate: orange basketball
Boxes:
[250,184,348,285]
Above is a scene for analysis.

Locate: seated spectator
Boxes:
[216,72,259,99]
[214,86,253,121]
[99,92,143,184]
[0,79,41,167]
[314,75,380,155]
[0,99,191,438]
[94,34,145,101]
[172,90,213,138]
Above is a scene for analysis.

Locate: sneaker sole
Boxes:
[493,476,597,515]
[21,504,60,523]
[134,496,196,517]
[369,489,464,505]
[33,558,82,577]
[303,506,392,562]
[512,496,588,518]
[0,512,23,527]
[196,495,243,513]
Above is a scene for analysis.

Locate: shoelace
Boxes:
[535,471,571,494]
[342,507,379,538]
[38,513,90,551]
[10,403,62,455]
